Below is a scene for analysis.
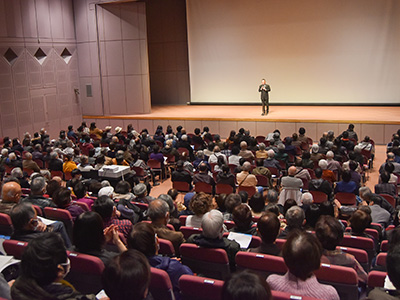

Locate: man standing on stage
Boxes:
[259,78,271,116]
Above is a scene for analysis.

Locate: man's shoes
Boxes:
[261,112,265,116]
[153,182,160,186]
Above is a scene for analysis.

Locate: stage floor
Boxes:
[85,105,400,124]
[83,105,400,145]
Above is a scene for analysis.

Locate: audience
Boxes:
[250,212,281,256]
[186,192,212,228]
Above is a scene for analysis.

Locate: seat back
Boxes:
[179,275,223,300]
[337,246,369,272]
[65,251,104,294]
[179,215,188,226]
[180,244,230,280]
[150,267,175,300]
[3,240,28,259]
[50,170,64,179]
[335,192,356,205]
[255,174,270,188]
[44,207,73,239]
[215,184,233,194]
[235,252,287,280]
[271,290,323,300]
[158,238,175,256]
[314,263,358,300]
[173,181,191,192]
[132,201,149,211]
[23,168,34,176]
[147,159,162,169]
[380,194,396,208]
[237,186,256,199]
[194,182,213,194]
[309,191,328,203]
[0,213,13,236]
[180,226,202,239]
[367,270,386,290]
[71,201,90,211]
[376,252,387,267]
[340,235,375,264]
[32,205,43,216]
[381,240,389,252]
[266,167,280,177]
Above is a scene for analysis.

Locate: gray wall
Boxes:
[0,0,81,139]
[146,0,190,105]
[74,0,151,116]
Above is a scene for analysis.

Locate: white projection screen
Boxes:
[186,0,400,104]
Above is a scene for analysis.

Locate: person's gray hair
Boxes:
[201,209,224,239]
[30,176,46,194]
[318,159,328,170]
[240,141,247,149]
[267,150,275,158]
[258,143,266,150]
[40,170,51,179]
[285,206,305,229]
[267,189,278,204]
[80,155,89,164]
[196,150,204,159]
[359,186,372,200]
[50,151,58,159]
[354,145,362,153]
[301,192,313,205]
[326,151,334,159]
[242,161,252,172]
[9,153,16,160]
[147,199,169,221]
[1,148,8,156]
[158,194,175,214]
[101,180,111,187]
[10,167,23,178]
[388,152,395,160]
[181,134,188,141]
[24,152,32,159]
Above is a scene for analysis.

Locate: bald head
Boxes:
[288,166,297,176]
[2,182,22,203]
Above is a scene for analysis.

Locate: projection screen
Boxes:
[186,0,400,104]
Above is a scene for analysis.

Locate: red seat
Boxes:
[71,200,90,211]
[147,159,165,182]
[158,238,175,256]
[44,207,73,239]
[310,190,328,203]
[3,240,28,259]
[32,204,43,216]
[271,290,323,300]
[215,184,233,194]
[180,226,202,239]
[335,192,357,205]
[275,238,286,250]
[380,194,396,208]
[180,243,230,280]
[179,215,188,226]
[173,181,192,193]
[255,174,271,189]
[381,240,389,252]
[337,246,369,272]
[150,267,175,300]
[131,201,149,211]
[237,186,256,199]
[22,168,34,176]
[235,252,287,279]
[376,252,387,267]
[64,171,72,181]
[179,274,224,300]
[0,213,13,236]
[194,182,213,194]
[340,235,375,264]
[367,270,386,289]
[50,170,64,179]
[223,221,235,230]
[66,251,105,294]
[131,166,150,183]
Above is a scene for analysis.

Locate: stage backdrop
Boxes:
[186,0,400,104]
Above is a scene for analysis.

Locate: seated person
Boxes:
[0,181,22,215]
[216,164,236,193]
[236,162,258,194]
[315,215,367,284]
[278,206,305,239]
[21,176,56,212]
[334,170,358,195]
[252,159,272,189]
[92,195,133,238]
[73,181,94,208]
[267,231,339,300]
[128,222,193,299]
[375,171,397,197]
[10,202,71,247]
[250,212,281,256]
[52,187,85,221]
[77,155,94,172]
[186,209,240,271]
[22,152,41,173]
[309,168,333,200]
[248,193,265,217]
[186,192,212,228]
[171,160,193,190]
[223,194,242,221]
[263,150,281,172]
[113,181,143,224]
[230,204,257,236]
[228,147,241,166]
[222,270,272,300]
[133,183,155,204]
[368,244,400,299]
[102,249,151,300]
[319,159,336,185]
[193,162,215,192]
[11,232,96,300]
[72,211,126,265]
[279,166,303,206]
[148,199,185,255]
[304,204,320,231]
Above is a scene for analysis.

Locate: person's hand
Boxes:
[8,279,15,287]
[333,199,342,209]
[36,219,47,232]
[115,210,121,218]
[104,225,117,243]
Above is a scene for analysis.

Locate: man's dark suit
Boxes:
[258,83,271,114]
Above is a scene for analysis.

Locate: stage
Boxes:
[83,105,400,145]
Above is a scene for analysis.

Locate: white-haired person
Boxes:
[186,209,240,271]
[318,159,336,185]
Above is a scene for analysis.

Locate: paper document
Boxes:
[227,232,252,249]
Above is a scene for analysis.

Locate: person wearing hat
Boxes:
[310,144,323,164]
[114,126,126,144]
[133,183,155,204]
